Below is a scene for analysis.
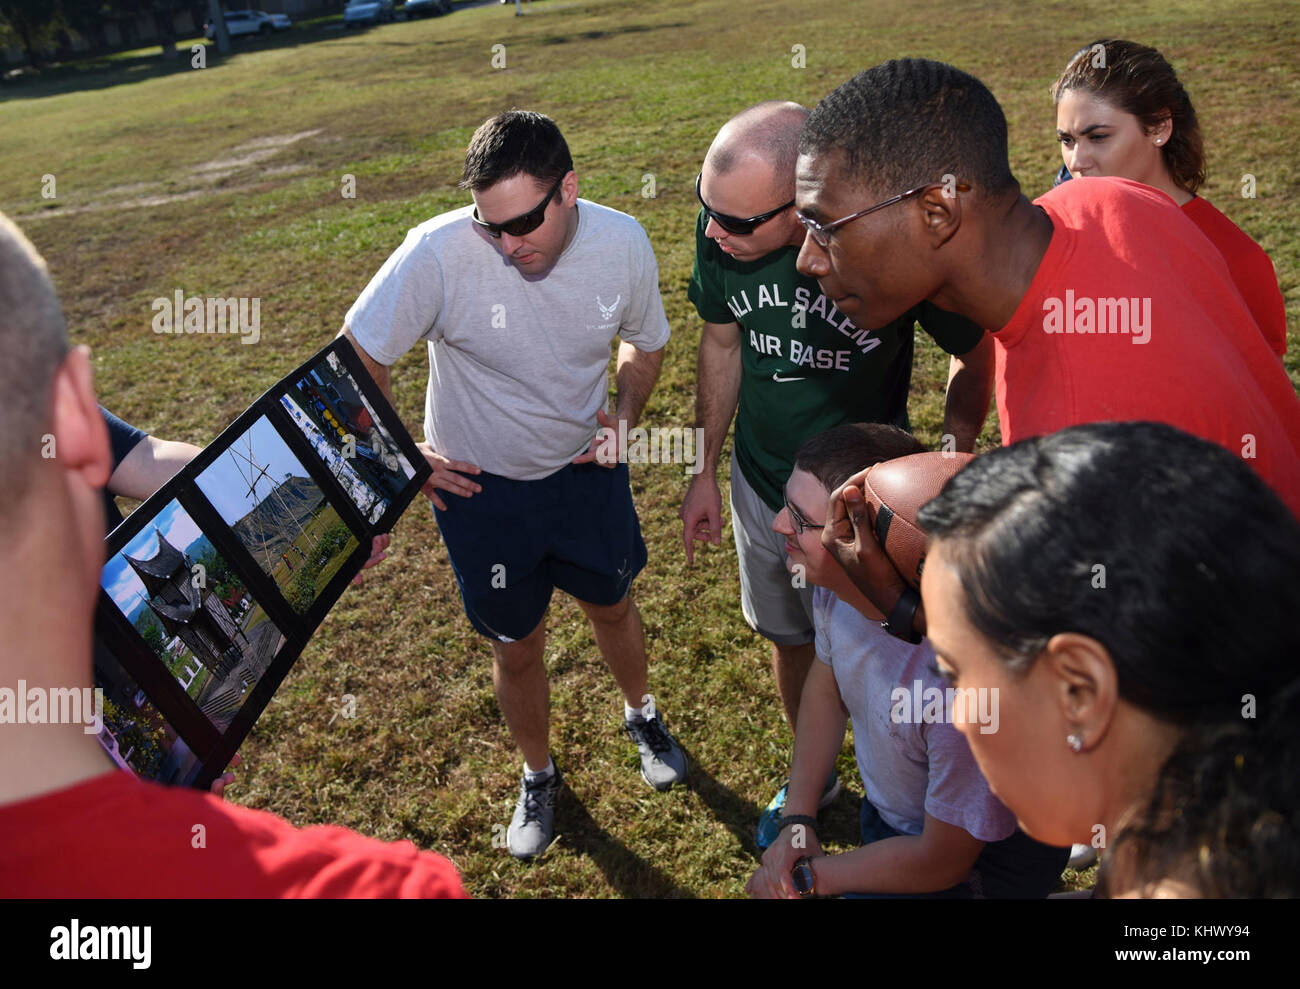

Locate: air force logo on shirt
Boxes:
[597,294,621,321]
[590,293,622,332]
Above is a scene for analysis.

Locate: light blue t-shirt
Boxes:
[812,586,1015,842]
[346,199,671,480]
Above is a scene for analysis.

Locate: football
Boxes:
[859,452,976,587]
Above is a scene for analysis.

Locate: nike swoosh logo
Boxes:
[772,372,806,383]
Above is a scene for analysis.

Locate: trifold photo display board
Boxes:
[93,339,432,790]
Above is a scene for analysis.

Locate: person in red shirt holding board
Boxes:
[1051,39,1288,359]
[792,58,1300,529]
[0,212,466,899]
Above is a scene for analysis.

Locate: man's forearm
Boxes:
[693,327,742,476]
[941,333,994,453]
[109,437,203,501]
[813,829,976,897]
[783,661,848,819]
[613,341,663,429]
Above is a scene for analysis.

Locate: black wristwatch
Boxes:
[791,856,818,898]
[881,586,922,644]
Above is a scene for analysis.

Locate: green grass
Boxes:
[4,0,1297,898]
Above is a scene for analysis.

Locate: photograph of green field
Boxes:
[9,0,1297,899]
[195,415,359,615]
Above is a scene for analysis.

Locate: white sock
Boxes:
[625,700,653,723]
[524,756,554,780]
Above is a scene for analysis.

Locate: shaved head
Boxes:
[705,100,808,197]
[0,212,69,510]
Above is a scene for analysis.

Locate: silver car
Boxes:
[343,0,396,26]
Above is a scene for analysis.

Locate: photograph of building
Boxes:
[101,498,287,733]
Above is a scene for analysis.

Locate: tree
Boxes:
[0,0,62,68]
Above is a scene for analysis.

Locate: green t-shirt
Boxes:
[687,209,984,511]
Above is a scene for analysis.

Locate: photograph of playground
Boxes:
[93,642,202,786]
[100,498,288,734]
[196,414,360,615]
[281,350,416,525]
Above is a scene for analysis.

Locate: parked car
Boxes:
[343,0,396,26]
[204,10,292,41]
[404,0,451,17]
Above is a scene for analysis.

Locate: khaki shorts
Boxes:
[729,449,815,646]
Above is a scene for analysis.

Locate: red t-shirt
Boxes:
[0,769,468,898]
[992,178,1300,518]
[1182,195,1287,358]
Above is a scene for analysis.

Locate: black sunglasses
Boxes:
[696,173,795,236]
[471,175,564,239]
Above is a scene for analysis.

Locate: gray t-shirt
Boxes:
[812,586,1015,843]
[346,199,671,480]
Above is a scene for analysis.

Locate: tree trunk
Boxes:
[206,0,229,53]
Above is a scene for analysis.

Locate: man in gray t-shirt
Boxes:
[338,111,688,861]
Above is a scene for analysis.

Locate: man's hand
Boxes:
[417,442,482,511]
[571,408,622,469]
[209,753,242,799]
[350,534,391,585]
[822,470,910,616]
[746,821,824,898]
[679,473,723,563]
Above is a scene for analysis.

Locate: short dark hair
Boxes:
[917,421,1300,897]
[0,212,70,515]
[800,59,1016,198]
[460,110,574,192]
[1051,40,1205,194]
[794,422,926,493]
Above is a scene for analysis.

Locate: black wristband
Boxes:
[882,587,922,644]
[776,814,819,838]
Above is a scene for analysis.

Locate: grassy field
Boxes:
[4,0,1297,898]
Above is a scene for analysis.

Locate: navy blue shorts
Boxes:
[433,461,647,642]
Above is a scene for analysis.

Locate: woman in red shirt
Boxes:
[1051,39,1287,358]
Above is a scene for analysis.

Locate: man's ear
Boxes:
[1041,631,1120,751]
[561,169,579,207]
[917,184,963,248]
[48,346,111,490]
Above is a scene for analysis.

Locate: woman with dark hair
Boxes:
[1051,40,1287,358]
[912,421,1300,897]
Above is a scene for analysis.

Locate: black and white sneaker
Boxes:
[623,715,689,791]
[506,764,561,860]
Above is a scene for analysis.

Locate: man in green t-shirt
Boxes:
[680,101,994,846]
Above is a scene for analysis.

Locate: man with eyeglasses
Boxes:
[792,59,1300,620]
[336,110,687,861]
[682,101,994,849]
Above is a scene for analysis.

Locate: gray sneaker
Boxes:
[623,715,689,791]
[506,765,561,860]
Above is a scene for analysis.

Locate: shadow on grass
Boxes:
[553,778,695,898]
[0,19,459,102]
[691,756,863,863]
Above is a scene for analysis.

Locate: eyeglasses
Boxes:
[471,175,564,239]
[783,492,824,536]
[796,180,971,249]
[696,173,795,236]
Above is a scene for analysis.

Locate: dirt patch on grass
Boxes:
[17,129,325,220]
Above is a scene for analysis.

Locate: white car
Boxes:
[344,0,396,26]
[204,10,292,41]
